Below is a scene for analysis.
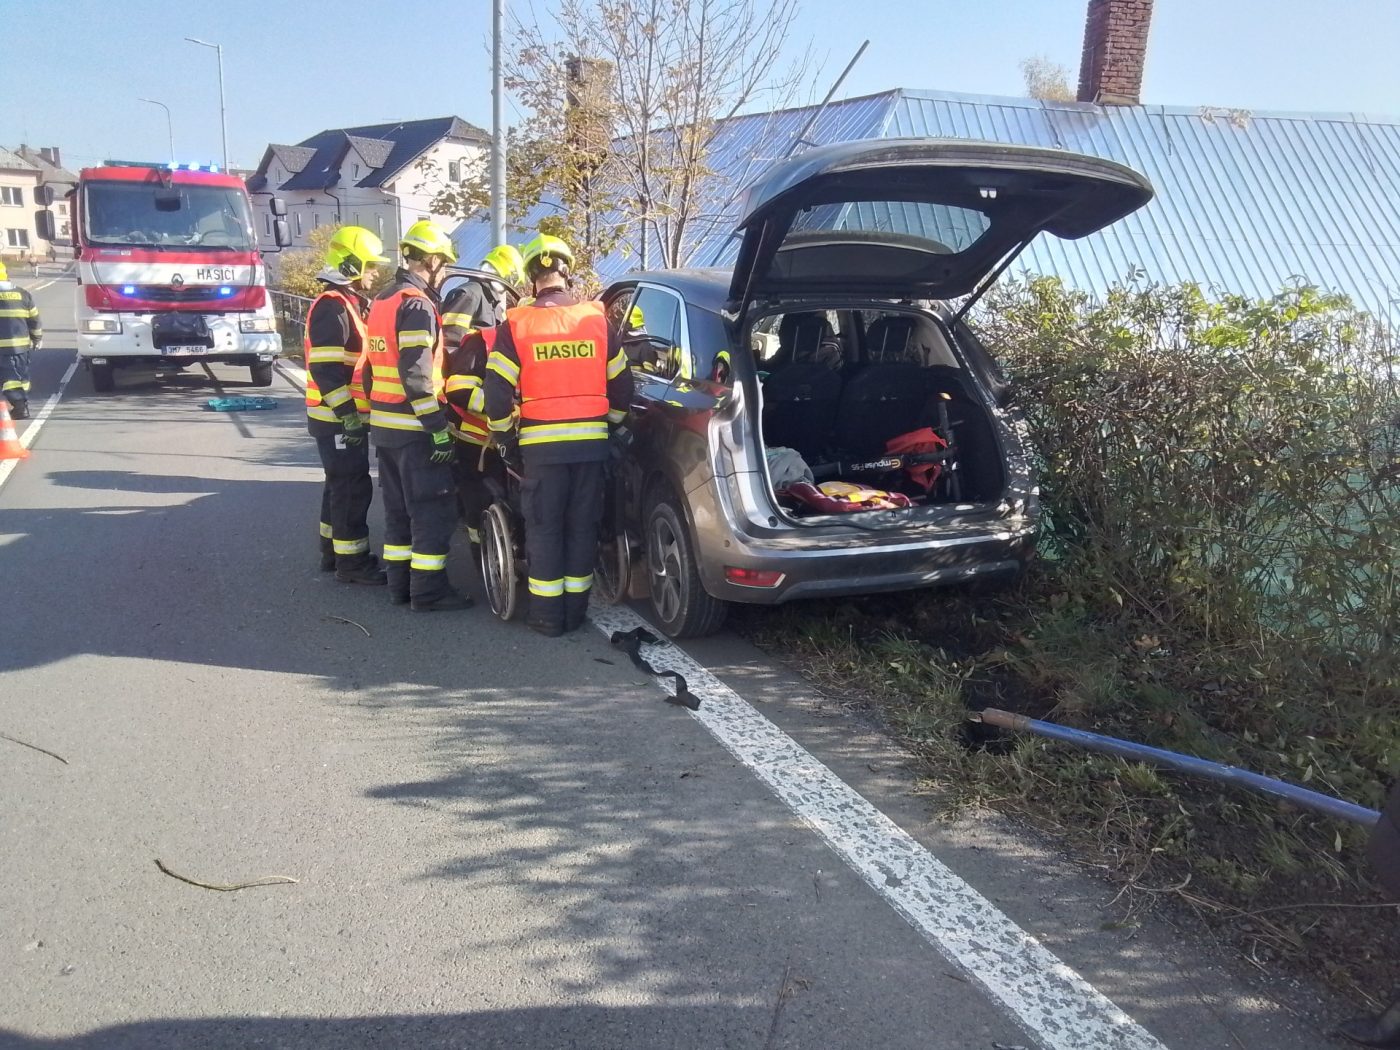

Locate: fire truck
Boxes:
[39,162,291,392]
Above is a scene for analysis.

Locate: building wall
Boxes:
[0,167,42,261]
[252,139,487,262]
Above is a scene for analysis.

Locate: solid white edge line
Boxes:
[275,361,307,393]
[589,604,1171,1050]
[0,352,80,494]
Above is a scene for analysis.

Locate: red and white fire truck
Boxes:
[43,161,290,392]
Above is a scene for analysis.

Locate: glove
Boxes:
[428,428,455,464]
[340,412,365,447]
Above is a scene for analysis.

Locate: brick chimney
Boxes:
[1078,0,1153,106]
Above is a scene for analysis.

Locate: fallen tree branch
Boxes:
[324,615,371,638]
[154,859,299,892]
[1,732,68,765]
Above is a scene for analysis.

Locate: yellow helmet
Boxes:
[521,233,574,274]
[482,244,525,286]
[628,305,645,330]
[400,220,457,263]
[0,260,8,282]
[325,225,389,278]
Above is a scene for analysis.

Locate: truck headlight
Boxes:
[82,318,122,334]
[240,318,276,333]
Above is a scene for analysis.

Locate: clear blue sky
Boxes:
[5,0,1399,172]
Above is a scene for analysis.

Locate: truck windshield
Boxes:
[83,180,255,250]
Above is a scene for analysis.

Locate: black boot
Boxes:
[319,538,336,573]
[336,555,387,586]
[10,400,29,420]
[412,590,473,612]
[1339,998,1400,1048]
[564,593,590,633]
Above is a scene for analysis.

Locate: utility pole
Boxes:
[185,37,229,171]
[490,0,507,246]
[138,98,175,164]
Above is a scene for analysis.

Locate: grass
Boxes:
[732,575,1400,1009]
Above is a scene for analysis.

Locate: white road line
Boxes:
[274,360,307,392]
[0,353,80,494]
[589,604,1170,1050]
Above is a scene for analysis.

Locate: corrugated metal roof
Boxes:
[455,88,1400,324]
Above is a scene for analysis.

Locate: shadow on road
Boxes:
[0,1005,766,1050]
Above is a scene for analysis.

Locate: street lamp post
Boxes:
[185,37,228,171]
[137,98,175,164]
[490,0,507,246]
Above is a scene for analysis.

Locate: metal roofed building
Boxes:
[455,87,1400,326]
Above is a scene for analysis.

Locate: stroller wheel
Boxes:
[480,502,521,621]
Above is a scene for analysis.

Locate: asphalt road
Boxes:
[0,274,1342,1049]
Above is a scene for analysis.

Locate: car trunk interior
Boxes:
[752,305,1006,518]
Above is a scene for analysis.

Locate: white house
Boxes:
[15,145,77,256]
[0,147,42,263]
[246,117,488,260]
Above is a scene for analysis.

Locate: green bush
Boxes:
[973,276,1400,804]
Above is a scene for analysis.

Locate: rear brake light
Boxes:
[724,567,786,588]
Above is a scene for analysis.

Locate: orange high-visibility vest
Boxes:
[304,289,369,423]
[443,325,494,445]
[508,301,610,425]
[365,286,444,433]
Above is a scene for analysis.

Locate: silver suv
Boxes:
[597,139,1152,637]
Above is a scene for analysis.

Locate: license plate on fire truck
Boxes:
[162,345,208,355]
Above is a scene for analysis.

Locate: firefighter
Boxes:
[483,234,633,636]
[365,220,470,612]
[440,244,523,548]
[0,260,42,419]
[306,226,388,584]
[441,244,524,339]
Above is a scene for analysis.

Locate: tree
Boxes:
[1020,56,1075,102]
[437,0,811,282]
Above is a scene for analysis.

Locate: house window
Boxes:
[448,161,460,182]
[295,212,303,235]
[6,229,31,249]
[0,187,23,206]
[353,163,360,177]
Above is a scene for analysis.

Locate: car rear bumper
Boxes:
[696,515,1036,605]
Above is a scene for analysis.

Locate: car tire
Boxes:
[644,491,728,639]
[90,363,115,393]
[250,362,274,387]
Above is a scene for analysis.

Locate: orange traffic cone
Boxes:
[0,400,29,461]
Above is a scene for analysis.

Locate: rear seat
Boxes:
[761,313,844,454]
[832,316,932,455]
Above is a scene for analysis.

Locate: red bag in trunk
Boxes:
[885,427,948,493]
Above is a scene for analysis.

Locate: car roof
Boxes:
[615,267,731,312]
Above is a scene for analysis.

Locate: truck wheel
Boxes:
[644,491,728,639]
[90,363,115,393]
[250,363,274,387]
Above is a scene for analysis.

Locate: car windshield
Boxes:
[788,199,992,254]
[83,180,255,250]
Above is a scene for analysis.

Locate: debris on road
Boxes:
[610,626,701,710]
[154,858,299,892]
[1,731,68,765]
[324,614,371,638]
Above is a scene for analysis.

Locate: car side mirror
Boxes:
[34,185,54,207]
[273,217,291,248]
[268,196,287,218]
[35,211,56,243]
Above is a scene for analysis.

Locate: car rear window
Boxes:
[789,199,992,255]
